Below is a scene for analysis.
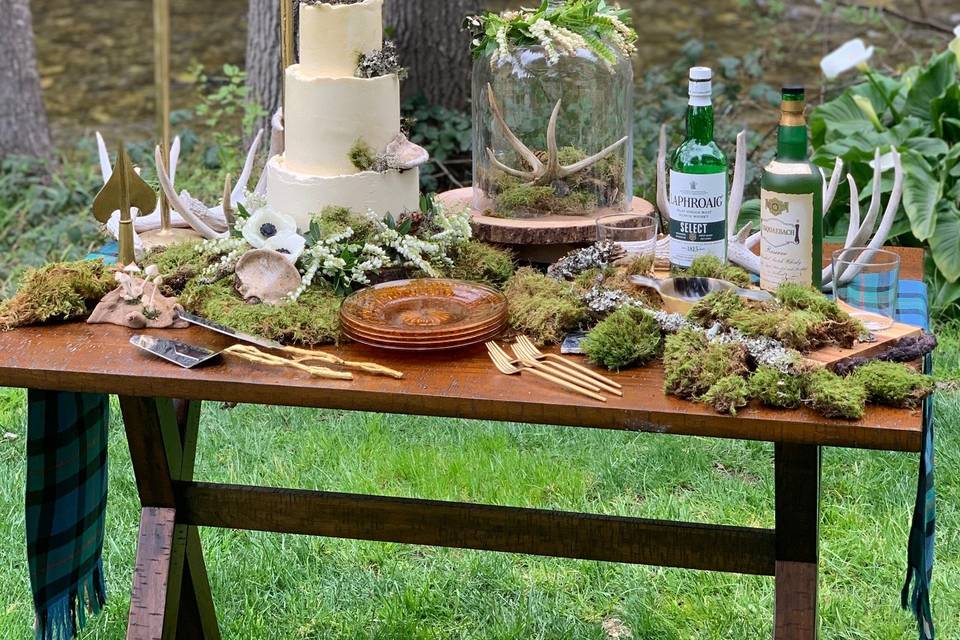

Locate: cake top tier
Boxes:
[299,0,384,78]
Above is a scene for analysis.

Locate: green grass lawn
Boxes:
[0,338,957,639]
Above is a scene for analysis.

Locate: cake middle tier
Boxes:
[284,66,401,176]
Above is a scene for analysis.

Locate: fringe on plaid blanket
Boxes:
[35,562,107,640]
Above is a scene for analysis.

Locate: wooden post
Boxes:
[120,397,219,640]
[774,443,821,639]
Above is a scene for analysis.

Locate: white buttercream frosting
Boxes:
[299,0,384,78]
[283,67,401,175]
[266,155,421,230]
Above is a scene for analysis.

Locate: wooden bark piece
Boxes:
[437,187,656,246]
[87,282,189,330]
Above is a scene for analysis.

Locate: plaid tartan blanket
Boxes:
[26,390,108,640]
[894,281,935,640]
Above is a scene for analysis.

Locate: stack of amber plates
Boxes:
[340,279,508,351]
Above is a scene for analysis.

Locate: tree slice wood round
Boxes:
[436,188,657,246]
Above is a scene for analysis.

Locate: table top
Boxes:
[0,322,923,452]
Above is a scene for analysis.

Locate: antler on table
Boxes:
[485,83,628,187]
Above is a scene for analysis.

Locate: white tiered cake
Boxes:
[266,0,424,230]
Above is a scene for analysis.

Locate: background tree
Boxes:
[0,0,54,163]
[245,0,290,136]
[384,0,482,112]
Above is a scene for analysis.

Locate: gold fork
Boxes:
[507,343,611,395]
[515,335,623,391]
[486,342,607,403]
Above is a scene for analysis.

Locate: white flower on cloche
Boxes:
[263,232,307,263]
[820,38,875,79]
[242,207,298,249]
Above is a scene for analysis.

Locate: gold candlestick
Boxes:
[141,0,203,249]
[93,143,157,267]
[154,0,171,232]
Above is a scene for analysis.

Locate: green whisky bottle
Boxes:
[669,66,728,269]
[760,86,824,291]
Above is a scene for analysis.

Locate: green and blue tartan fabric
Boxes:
[893,280,935,640]
[26,390,108,640]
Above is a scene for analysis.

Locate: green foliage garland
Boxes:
[466,1,637,69]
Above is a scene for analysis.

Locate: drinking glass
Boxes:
[596,214,659,261]
[831,247,900,332]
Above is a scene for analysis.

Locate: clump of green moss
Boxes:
[674,255,753,288]
[494,182,595,218]
[143,241,210,295]
[348,140,386,172]
[663,328,748,400]
[582,306,662,370]
[503,267,588,345]
[749,366,806,409]
[0,260,115,330]
[621,254,655,277]
[702,375,750,415]
[445,241,515,287]
[687,290,746,327]
[805,369,867,420]
[852,361,935,409]
[574,266,617,290]
[181,279,342,346]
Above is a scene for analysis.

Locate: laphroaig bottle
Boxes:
[760,86,823,291]
[669,66,728,269]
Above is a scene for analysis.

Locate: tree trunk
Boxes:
[385,0,482,112]
[0,0,54,163]
[246,0,297,136]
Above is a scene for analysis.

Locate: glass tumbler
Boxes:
[831,247,900,332]
[596,214,659,262]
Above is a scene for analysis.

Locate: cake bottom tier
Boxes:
[266,155,421,230]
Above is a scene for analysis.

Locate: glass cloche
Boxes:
[469,2,636,220]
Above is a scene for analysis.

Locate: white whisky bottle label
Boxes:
[760,189,814,291]
[669,171,727,268]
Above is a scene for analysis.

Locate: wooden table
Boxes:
[0,320,924,640]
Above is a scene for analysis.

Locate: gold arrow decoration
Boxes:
[92,143,157,266]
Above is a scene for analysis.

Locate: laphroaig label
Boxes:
[760,189,814,290]
[669,171,727,268]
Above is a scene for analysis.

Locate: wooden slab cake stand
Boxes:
[437,187,657,264]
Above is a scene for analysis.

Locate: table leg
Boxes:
[774,443,821,640]
[120,397,220,640]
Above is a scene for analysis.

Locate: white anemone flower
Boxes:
[955,25,960,38]
[820,38,875,79]
[263,232,306,263]
[242,207,298,249]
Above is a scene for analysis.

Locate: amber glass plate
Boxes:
[340,279,508,338]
